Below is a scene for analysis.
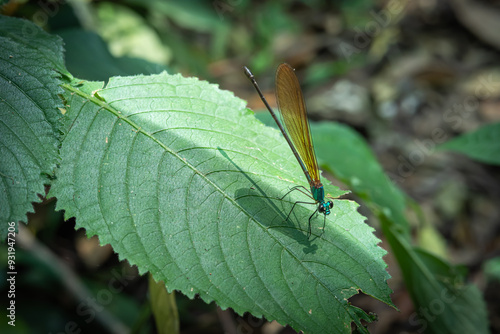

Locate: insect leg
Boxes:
[284,200,315,220]
[280,185,313,201]
[307,208,319,239]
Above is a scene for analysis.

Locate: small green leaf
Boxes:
[438,122,500,165]
[0,16,65,238]
[50,73,392,333]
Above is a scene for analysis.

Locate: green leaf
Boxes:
[95,2,172,64]
[385,226,489,334]
[484,257,500,282]
[438,122,500,165]
[50,73,392,333]
[57,29,169,81]
[0,16,65,238]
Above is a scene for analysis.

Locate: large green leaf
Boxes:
[0,16,66,238]
[50,73,392,333]
[438,122,500,165]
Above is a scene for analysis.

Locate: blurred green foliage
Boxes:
[4,0,374,82]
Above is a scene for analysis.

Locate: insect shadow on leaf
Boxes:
[217,147,319,252]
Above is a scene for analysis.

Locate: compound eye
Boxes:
[328,201,333,209]
[318,204,325,213]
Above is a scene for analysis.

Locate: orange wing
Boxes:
[275,63,320,184]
